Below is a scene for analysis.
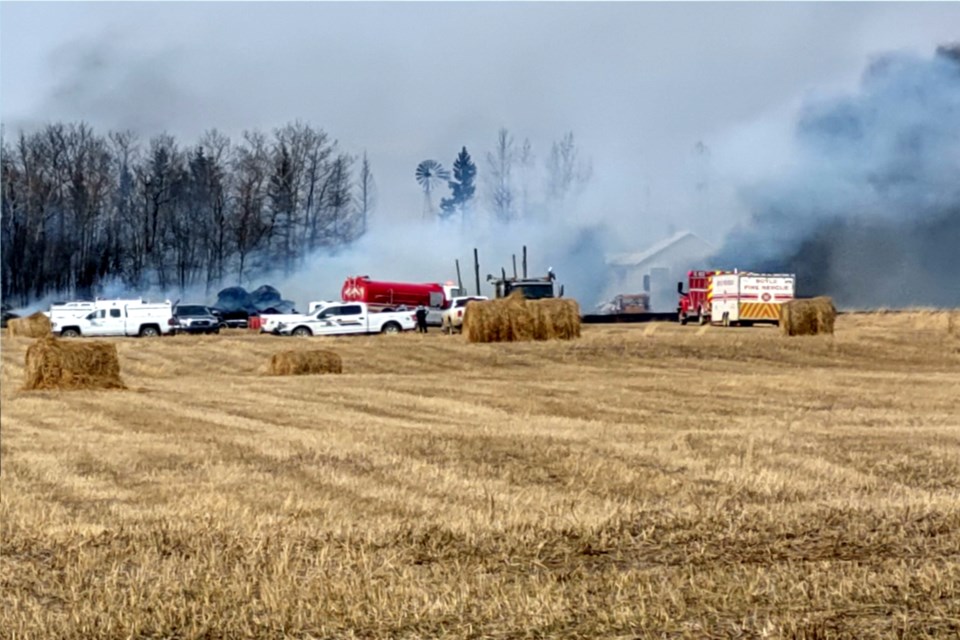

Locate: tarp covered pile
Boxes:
[214,285,297,314]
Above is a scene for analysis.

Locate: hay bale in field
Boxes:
[463,293,581,343]
[23,337,126,390]
[7,312,52,338]
[463,293,533,343]
[779,297,837,336]
[531,298,581,340]
[268,349,342,376]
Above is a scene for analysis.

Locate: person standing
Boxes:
[415,304,428,333]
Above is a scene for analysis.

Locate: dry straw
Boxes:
[7,312,52,338]
[779,297,837,336]
[268,349,343,376]
[23,336,126,390]
[463,293,581,343]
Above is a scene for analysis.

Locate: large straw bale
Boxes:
[779,297,837,336]
[268,349,342,376]
[7,312,52,338]
[23,337,126,390]
[463,293,581,343]
[532,298,581,340]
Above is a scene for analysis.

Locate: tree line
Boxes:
[2,121,593,308]
[1,121,375,306]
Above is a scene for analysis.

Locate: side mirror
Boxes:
[677,281,685,295]
[559,285,565,298]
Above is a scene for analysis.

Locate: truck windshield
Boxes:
[513,284,554,300]
[176,306,209,316]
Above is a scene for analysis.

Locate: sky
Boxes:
[2,1,959,307]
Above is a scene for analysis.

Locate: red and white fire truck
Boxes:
[340,276,465,325]
[678,270,796,326]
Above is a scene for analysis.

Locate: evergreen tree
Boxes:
[439,146,476,220]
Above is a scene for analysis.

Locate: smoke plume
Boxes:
[714,45,960,308]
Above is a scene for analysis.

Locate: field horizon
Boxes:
[2,312,959,638]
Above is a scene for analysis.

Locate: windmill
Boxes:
[415,160,450,220]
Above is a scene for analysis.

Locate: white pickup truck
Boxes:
[274,302,416,337]
[259,301,334,334]
[51,299,176,338]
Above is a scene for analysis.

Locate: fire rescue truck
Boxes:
[678,270,796,326]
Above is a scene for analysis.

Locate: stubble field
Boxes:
[1,312,959,639]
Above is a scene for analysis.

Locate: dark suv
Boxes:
[173,305,224,335]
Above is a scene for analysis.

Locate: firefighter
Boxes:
[415,304,428,333]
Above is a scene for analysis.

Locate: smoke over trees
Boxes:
[480,129,593,223]
[0,121,375,305]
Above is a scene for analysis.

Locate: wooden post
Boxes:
[474,248,481,296]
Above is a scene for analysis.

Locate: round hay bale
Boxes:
[463,293,533,343]
[779,297,836,336]
[7,312,52,338]
[463,294,581,343]
[23,337,126,391]
[462,298,493,343]
[268,349,342,376]
[529,298,581,340]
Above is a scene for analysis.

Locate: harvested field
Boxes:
[1,313,959,638]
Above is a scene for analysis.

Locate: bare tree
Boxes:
[136,134,185,291]
[485,128,515,223]
[355,151,376,236]
[232,130,271,284]
[197,129,232,290]
[108,130,140,286]
[322,153,355,244]
[545,132,592,211]
[517,137,535,220]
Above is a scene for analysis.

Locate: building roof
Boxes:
[607,230,713,268]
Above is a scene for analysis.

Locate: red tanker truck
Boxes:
[341,276,465,325]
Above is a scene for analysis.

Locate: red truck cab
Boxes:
[677,270,716,325]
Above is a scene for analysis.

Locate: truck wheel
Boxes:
[679,312,688,326]
[61,328,80,338]
[292,326,312,337]
[698,311,708,326]
[381,322,401,334]
[140,325,161,338]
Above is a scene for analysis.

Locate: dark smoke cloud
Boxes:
[714,45,960,308]
[11,33,197,137]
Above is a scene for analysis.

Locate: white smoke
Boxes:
[269,213,617,312]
